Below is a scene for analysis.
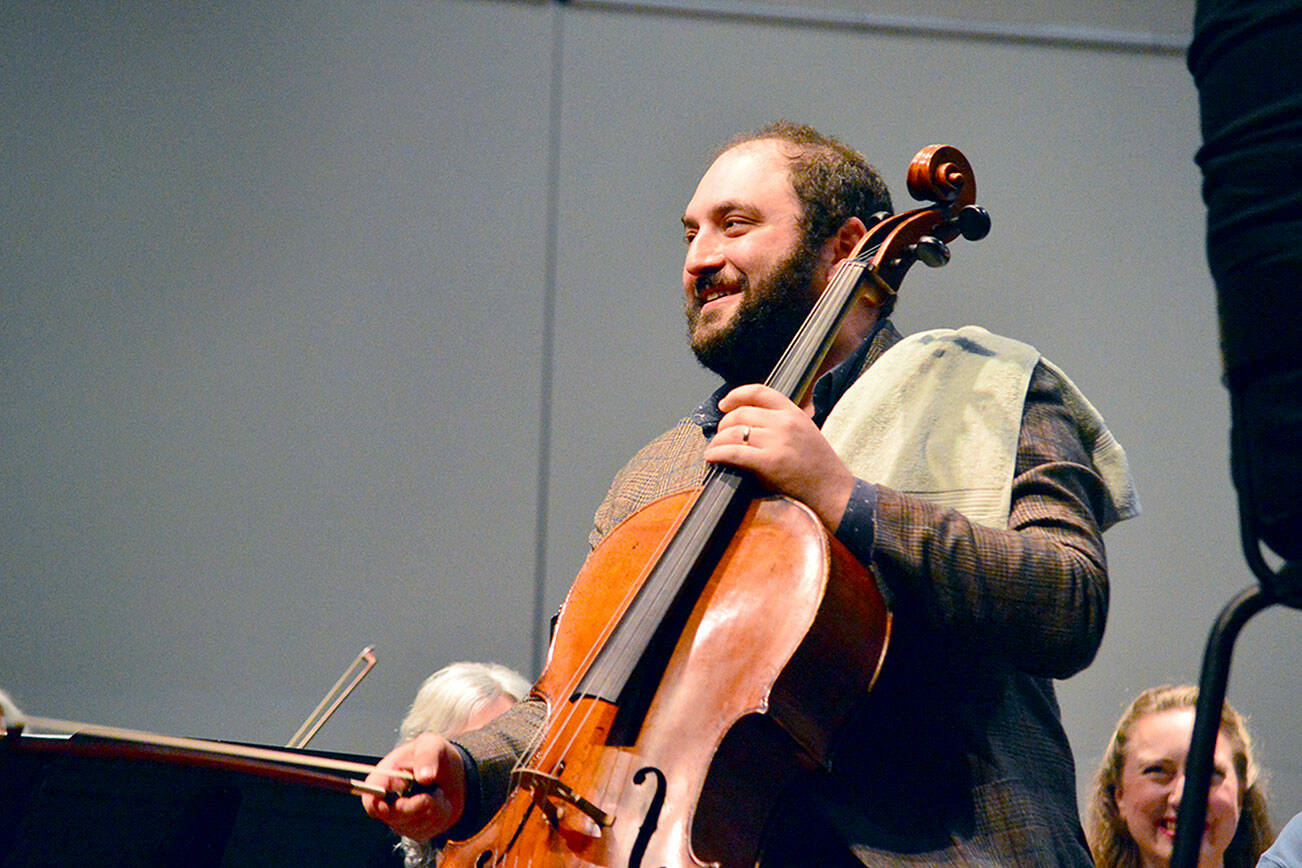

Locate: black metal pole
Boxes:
[1169,585,1270,868]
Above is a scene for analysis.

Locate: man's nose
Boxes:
[684,231,725,276]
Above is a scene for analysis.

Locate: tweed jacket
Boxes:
[455,321,1112,866]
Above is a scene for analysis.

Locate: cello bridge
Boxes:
[512,768,613,830]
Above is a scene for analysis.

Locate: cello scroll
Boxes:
[853,144,991,307]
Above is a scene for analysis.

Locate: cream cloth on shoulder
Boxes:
[821,325,1139,530]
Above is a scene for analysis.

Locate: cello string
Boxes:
[546,483,728,813]
[499,488,711,854]
[766,245,880,401]
[535,459,711,742]
[480,250,886,862]
[512,485,702,779]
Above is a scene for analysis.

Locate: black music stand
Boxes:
[0,737,402,867]
[1170,383,1302,868]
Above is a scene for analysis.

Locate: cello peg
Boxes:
[956,205,991,241]
[911,236,951,268]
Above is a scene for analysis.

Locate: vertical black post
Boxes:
[1169,585,1269,868]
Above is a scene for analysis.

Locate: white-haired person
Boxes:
[396,661,530,867]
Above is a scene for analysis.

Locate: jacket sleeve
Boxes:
[447,696,548,835]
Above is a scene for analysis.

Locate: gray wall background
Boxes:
[4,0,1299,832]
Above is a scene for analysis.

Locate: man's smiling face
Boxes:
[680,140,824,384]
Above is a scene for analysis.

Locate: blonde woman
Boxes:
[1088,685,1273,868]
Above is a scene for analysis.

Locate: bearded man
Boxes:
[364,121,1138,866]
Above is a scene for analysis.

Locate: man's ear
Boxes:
[823,216,870,269]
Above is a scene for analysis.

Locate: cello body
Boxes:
[440,490,890,868]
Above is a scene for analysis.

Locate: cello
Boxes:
[438,145,991,868]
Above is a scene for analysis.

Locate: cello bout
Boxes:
[441,492,890,868]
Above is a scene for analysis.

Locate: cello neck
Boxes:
[764,253,880,407]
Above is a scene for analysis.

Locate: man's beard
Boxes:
[686,239,822,385]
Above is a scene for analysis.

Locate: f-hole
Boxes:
[628,765,667,868]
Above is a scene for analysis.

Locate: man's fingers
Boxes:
[718,383,784,412]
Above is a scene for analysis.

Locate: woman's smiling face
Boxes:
[1115,708,1242,868]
